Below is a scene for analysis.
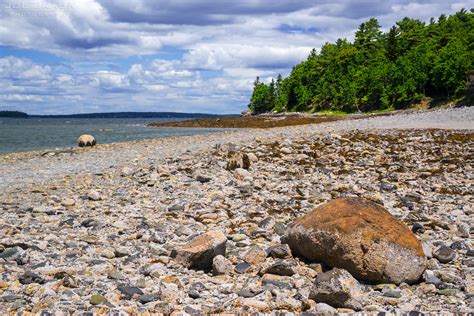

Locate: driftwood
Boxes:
[40,148,75,156]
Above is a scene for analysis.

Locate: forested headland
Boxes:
[248,9,473,114]
[0,111,28,118]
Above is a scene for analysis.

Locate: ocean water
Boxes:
[0,117,225,154]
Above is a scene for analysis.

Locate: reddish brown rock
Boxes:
[171,231,226,270]
[285,197,426,284]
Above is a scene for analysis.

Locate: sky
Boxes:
[0,0,473,114]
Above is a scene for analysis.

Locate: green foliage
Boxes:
[247,10,473,113]
[248,77,275,113]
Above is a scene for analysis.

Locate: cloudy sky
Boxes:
[0,0,472,114]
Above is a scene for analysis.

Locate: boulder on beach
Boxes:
[171,231,227,270]
[285,197,427,284]
[226,152,251,170]
[77,134,96,147]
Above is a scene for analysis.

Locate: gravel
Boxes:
[0,107,472,314]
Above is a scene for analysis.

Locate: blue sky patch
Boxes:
[278,24,319,34]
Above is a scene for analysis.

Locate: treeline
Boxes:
[248,9,473,113]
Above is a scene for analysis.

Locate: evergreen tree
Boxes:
[386,26,399,61]
[248,77,275,113]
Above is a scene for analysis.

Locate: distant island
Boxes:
[1,111,237,119]
[0,111,29,118]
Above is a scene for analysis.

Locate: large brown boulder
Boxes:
[285,197,426,284]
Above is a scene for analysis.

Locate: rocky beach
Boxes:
[0,107,473,314]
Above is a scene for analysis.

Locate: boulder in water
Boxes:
[77,134,96,147]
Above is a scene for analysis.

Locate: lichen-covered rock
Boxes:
[77,134,96,147]
[309,268,363,310]
[171,231,227,270]
[285,197,427,284]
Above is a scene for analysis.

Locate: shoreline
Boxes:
[146,107,449,129]
[0,127,230,160]
[0,107,473,314]
[1,107,473,194]
[0,106,463,159]
[0,107,466,159]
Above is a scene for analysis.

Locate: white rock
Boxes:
[87,191,102,201]
[457,222,470,238]
[77,134,96,147]
[234,168,251,180]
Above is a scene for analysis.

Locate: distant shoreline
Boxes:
[0,111,239,119]
[1,106,472,190]
[0,116,228,155]
[146,107,427,129]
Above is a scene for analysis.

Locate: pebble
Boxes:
[161,286,179,304]
[268,244,292,259]
[243,246,267,265]
[139,293,160,304]
[380,181,397,192]
[235,262,251,274]
[61,198,75,206]
[196,174,212,183]
[433,246,456,263]
[263,259,298,276]
[117,286,144,299]
[412,223,426,234]
[309,268,362,310]
[423,270,442,285]
[185,305,203,314]
[212,255,233,275]
[261,274,293,289]
[90,294,107,305]
[18,272,45,285]
[383,289,402,298]
[0,246,24,260]
[87,190,102,201]
[457,222,470,238]
[234,168,251,181]
[314,302,337,313]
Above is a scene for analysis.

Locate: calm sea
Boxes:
[0,117,224,154]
